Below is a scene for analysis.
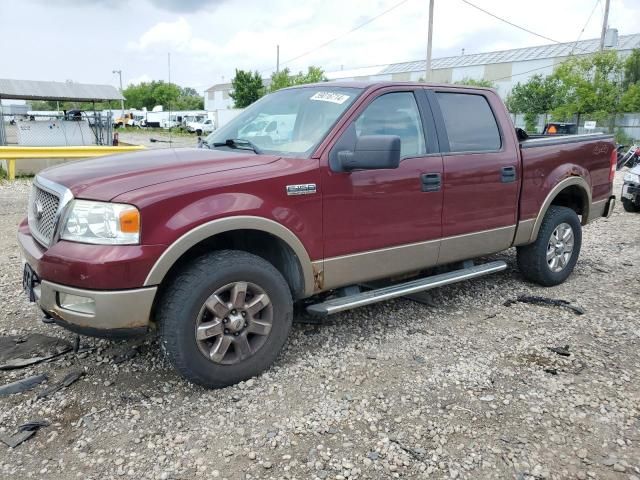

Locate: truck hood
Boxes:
[40,148,279,201]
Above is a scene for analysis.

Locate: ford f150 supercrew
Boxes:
[18,82,617,387]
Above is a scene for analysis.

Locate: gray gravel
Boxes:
[0,173,639,479]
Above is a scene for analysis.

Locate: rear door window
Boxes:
[435,93,501,152]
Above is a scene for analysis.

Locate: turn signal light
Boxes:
[119,208,140,234]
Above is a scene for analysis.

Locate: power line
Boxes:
[459,0,592,55]
[460,0,562,44]
[570,0,600,55]
[259,0,412,75]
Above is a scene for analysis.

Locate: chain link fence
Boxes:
[0,111,113,146]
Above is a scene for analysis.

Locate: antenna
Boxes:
[168,52,172,146]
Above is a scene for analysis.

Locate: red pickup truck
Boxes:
[18,82,616,387]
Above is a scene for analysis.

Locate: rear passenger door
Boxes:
[427,89,519,265]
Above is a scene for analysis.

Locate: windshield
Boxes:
[206,86,361,157]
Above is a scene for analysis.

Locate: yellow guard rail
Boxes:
[0,145,145,180]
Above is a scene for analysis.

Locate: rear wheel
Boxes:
[622,198,640,213]
[517,206,582,286]
[157,250,293,388]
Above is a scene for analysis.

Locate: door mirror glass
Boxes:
[338,135,401,171]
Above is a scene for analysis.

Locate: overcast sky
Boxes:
[1,0,639,94]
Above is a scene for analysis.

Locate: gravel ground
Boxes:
[0,172,639,480]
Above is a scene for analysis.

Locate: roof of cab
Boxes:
[287,80,496,93]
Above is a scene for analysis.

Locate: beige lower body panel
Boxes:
[321,240,440,291]
[37,280,157,330]
[587,198,608,223]
[319,225,516,291]
[437,225,515,265]
[513,219,536,246]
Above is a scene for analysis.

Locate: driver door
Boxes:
[320,88,443,290]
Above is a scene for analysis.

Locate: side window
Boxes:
[354,92,426,158]
[435,93,501,152]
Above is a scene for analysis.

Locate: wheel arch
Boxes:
[529,176,591,243]
[145,216,315,298]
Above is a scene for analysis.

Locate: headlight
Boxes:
[623,172,640,184]
[60,200,140,245]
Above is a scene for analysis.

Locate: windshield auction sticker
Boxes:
[310,92,351,104]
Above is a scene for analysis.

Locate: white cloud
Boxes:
[126,73,152,86]
[3,0,640,92]
[127,17,223,57]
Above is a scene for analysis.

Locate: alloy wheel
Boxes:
[546,222,574,273]
[195,281,273,365]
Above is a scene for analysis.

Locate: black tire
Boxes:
[516,206,582,287]
[157,250,293,388]
[622,198,640,213]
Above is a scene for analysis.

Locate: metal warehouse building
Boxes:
[205,32,640,111]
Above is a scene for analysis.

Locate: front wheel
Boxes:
[517,206,582,286]
[157,250,293,388]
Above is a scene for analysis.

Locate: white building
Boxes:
[205,32,640,110]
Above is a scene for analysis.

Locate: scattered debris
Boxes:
[548,345,571,357]
[0,334,72,370]
[503,295,585,315]
[544,368,558,375]
[413,355,426,364]
[389,437,426,461]
[0,374,48,397]
[37,370,84,399]
[0,420,50,448]
[112,347,140,365]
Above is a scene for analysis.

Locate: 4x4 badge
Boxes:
[286,184,317,196]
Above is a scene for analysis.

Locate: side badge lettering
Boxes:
[286,184,317,196]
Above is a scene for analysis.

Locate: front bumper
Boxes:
[622,182,640,201]
[34,279,156,337]
[18,218,160,337]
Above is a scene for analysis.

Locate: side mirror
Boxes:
[338,135,401,171]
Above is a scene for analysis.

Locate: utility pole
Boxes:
[276,45,280,74]
[599,0,610,51]
[112,69,124,119]
[425,0,434,81]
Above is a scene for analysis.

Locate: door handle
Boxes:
[421,173,441,192]
[501,166,516,183]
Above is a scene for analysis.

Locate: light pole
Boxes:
[112,69,125,120]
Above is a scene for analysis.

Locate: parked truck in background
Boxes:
[19,82,616,388]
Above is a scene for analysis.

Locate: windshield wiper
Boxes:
[212,138,262,154]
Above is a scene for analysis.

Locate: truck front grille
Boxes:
[28,184,62,247]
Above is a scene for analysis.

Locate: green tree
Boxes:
[122,81,181,110]
[454,77,494,88]
[623,49,640,89]
[550,51,624,122]
[293,66,327,85]
[269,68,294,93]
[229,69,264,108]
[269,66,327,93]
[620,83,640,112]
[506,74,562,132]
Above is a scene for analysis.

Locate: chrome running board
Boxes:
[306,260,507,316]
